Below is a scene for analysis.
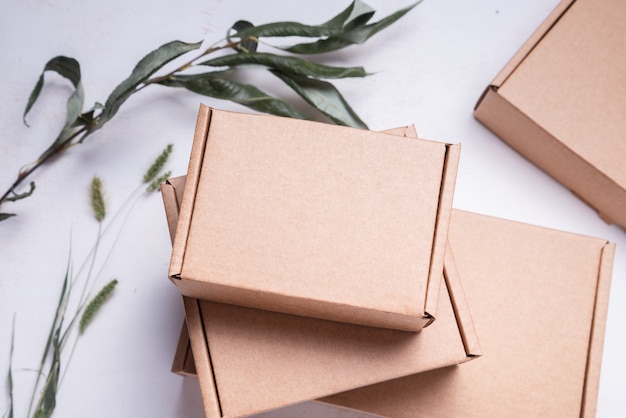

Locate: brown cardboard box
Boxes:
[169,105,461,331]
[321,209,614,417]
[475,0,626,228]
[162,175,480,418]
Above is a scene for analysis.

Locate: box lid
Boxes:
[169,105,460,331]
[162,175,479,418]
[322,209,614,417]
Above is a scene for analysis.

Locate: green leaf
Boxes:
[285,1,421,54]
[35,359,59,418]
[23,56,85,162]
[231,0,374,39]
[227,20,258,53]
[4,316,15,418]
[23,56,81,126]
[199,52,367,79]
[0,213,16,222]
[272,70,367,129]
[230,21,342,40]
[339,1,421,44]
[325,0,375,31]
[29,258,71,418]
[71,103,104,128]
[159,74,311,120]
[6,182,36,202]
[96,40,202,129]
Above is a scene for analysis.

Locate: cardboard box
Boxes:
[321,209,614,417]
[169,105,461,331]
[162,175,480,418]
[475,0,626,228]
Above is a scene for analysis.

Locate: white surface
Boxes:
[1,0,624,417]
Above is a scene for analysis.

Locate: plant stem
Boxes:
[0,126,88,207]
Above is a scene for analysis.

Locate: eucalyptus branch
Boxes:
[1,0,420,221]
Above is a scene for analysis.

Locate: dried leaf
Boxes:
[29,260,71,418]
[272,70,366,128]
[160,74,311,120]
[4,316,15,418]
[23,56,81,126]
[285,1,421,54]
[22,55,85,162]
[231,0,374,39]
[227,20,258,53]
[200,52,367,79]
[0,213,16,222]
[6,182,36,202]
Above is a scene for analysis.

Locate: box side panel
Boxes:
[490,0,574,87]
[424,143,460,320]
[160,181,180,244]
[184,297,221,417]
[204,278,468,417]
[176,278,429,331]
[443,241,482,357]
[171,322,196,376]
[581,242,615,418]
[474,88,626,228]
[169,104,212,279]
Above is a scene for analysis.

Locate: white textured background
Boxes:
[1,0,624,417]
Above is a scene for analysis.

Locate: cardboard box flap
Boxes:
[490,0,574,89]
[425,143,461,319]
[169,106,212,280]
[321,210,614,417]
[171,321,196,376]
[161,175,478,418]
[184,296,221,417]
[474,0,574,109]
[582,242,615,417]
[169,106,460,331]
[444,241,481,357]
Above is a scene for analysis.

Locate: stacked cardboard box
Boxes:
[162,2,626,406]
[161,105,485,416]
[164,176,613,417]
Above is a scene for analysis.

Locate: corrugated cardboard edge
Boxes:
[443,241,482,358]
[489,0,575,89]
[160,180,180,243]
[171,241,481,372]
[171,322,196,376]
[168,104,212,281]
[474,0,626,228]
[423,143,461,323]
[162,179,196,376]
[581,242,615,417]
[184,296,222,417]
